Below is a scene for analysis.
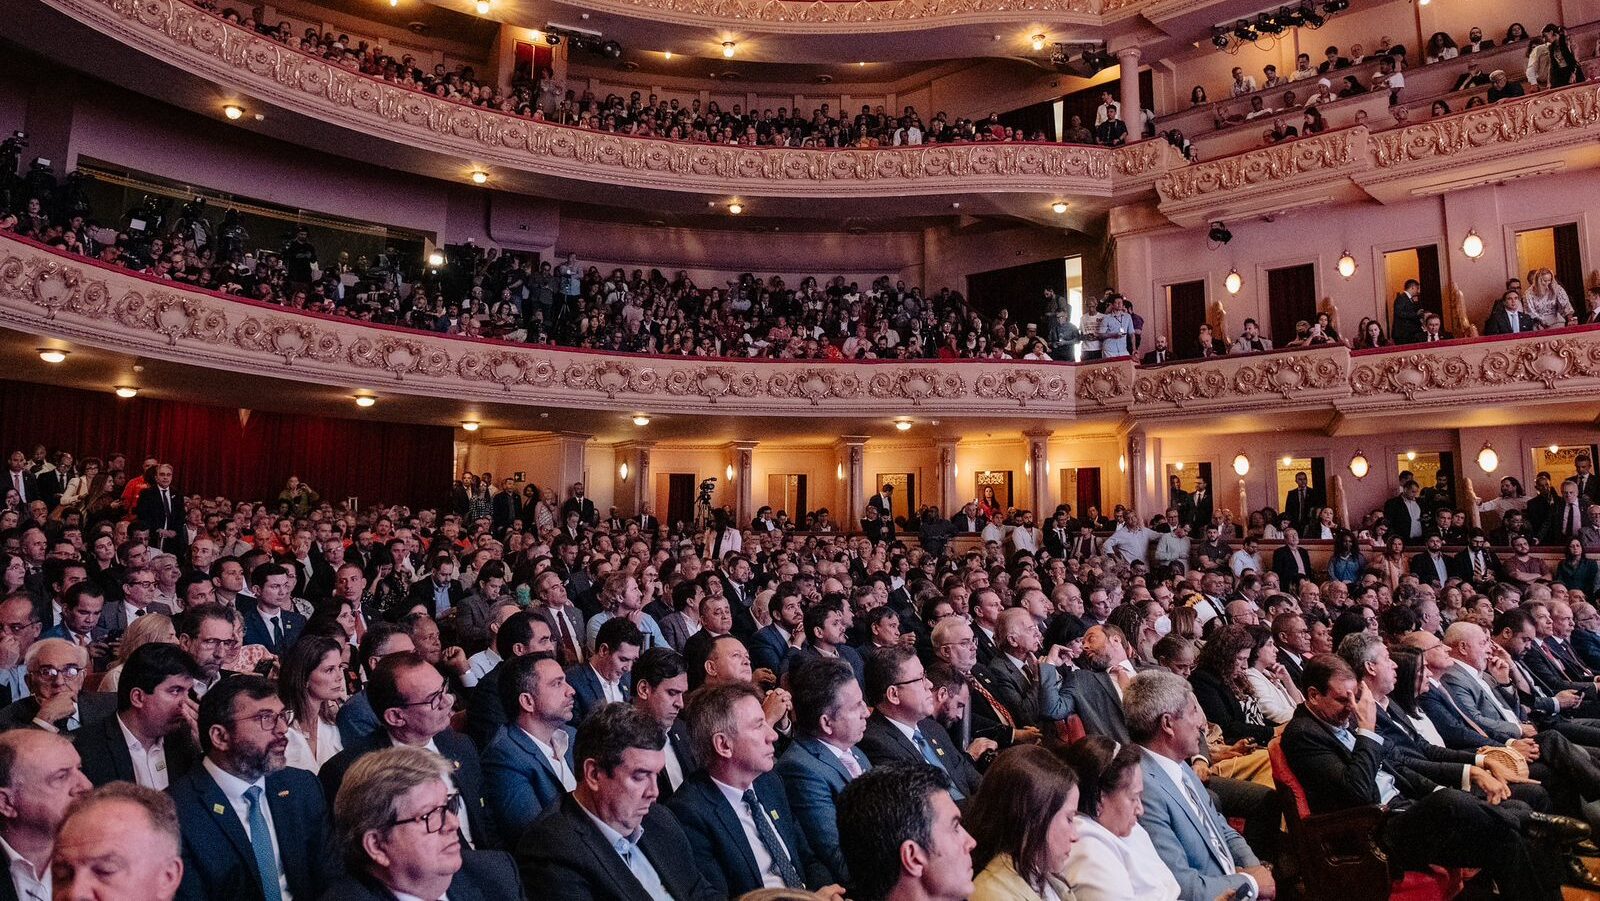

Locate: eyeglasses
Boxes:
[390,792,461,834]
[399,686,453,711]
[890,674,931,688]
[0,621,37,635]
[232,710,293,730]
[196,637,242,651]
[34,664,84,681]
[937,638,977,650]
[128,579,156,588]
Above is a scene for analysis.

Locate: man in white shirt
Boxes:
[1230,66,1259,96]
[1008,511,1041,554]
[1103,511,1155,565]
[0,729,90,901]
[465,601,521,689]
[482,652,577,845]
[76,643,201,789]
[1289,52,1318,81]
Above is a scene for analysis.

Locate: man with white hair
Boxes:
[0,637,108,734]
[52,783,184,900]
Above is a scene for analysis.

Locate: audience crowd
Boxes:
[7,430,1600,900]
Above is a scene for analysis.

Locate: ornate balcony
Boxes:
[5,231,1599,427]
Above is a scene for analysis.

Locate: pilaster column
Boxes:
[1025,430,1054,514]
[614,442,654,516]
[1115,47,1143,137]
[840,436,869,527]
[937,440,960,515]
[728,441,758,526]
[553,432,591,497]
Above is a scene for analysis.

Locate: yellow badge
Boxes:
[769,810,780,822]
[213,804,226,815]
[935,748,945,757]
[278,791,290,798]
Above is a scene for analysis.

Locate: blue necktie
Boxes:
[913,730,962,800]
[243,786,283,901]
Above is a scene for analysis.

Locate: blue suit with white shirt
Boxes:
[168,760,333,901]
[772,736,870,884]
[666,770,831,896]
[482,722,577,847]
[1136,747,1258,901]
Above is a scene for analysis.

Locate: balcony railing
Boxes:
[36,0,1181,199]
[5,230,1600,422]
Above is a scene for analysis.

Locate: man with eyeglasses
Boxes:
[0,595,39,709]
[75,642,202,788]
[168,674,332,901]
[99,566,172,638]
[856,646,980,802]
[320,651,499,852]
[326,746,522,901]
[175,604,241,698]
[0,638,109,736]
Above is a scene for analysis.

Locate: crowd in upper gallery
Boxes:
[11,433,1600,900]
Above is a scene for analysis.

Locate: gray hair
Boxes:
[62,783,180,857]
[1338,631,1386,678]
[995,607,1035,648]
[24,637,88,671]
[1123,670,1194,744]
[334,746,452,872]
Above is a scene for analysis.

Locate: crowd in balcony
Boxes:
[1185,19,1593,150]
[7,410,1600,901]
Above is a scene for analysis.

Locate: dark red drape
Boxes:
[0,379,452,510]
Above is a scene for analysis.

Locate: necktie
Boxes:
[1473,552,1486,581]
[1433,684,1489,737]
[1180,770,1233,870]
[134,607,146,617]
[162,489,171,516]
[269,615,283,650]
[742,789,804,888]
[839,750,863,780]
[1570,505,1581,536]
[243,786,284,901]
[965,673,1015,728]
[912,730,958,796]
[11,473,21,500]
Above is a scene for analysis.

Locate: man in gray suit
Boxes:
[98,567,173,637]
[774,657,872,885]
[1126,670,1277,900]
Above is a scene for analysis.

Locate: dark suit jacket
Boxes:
[169,763,332,901]
[561,497,599,527]
[772,737,870,885]
[517,793,719,901]
[666,770,831,895]
[1187,490,1214,531]
[1383,495,1424,545]
[659,719,700,799]
[408,578,469,620]
[975,655,1039,728]
[134,485,186,554]
[1546,636,1595,681]
[320,849,523,901]
[237,597,307,655]
[1484,307,1542,336]
[482,722,577,847]
[1190,668,1273,745]
[0,691,116,735]
[321,728,499,851]
[1391,292,1424,344]
[97,599,174,637]
[566,663,631,726]
[856,711,979,799]
[1374,702,1478,787]
[3,470,39,507]
[749,623,795,676]
[1279,704,1437,814]
[1277,650,1307,693]
[1270,545,1314,590]
[1141,348,1175,365]
[1283,486,1325,529]
[1408,551,1453,587]
[1450,547,1506,583]
[466,660,509,749]
[75,709,200,785]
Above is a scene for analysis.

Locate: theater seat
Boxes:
[1056,714,1086,745]
[1267,738,1465,901]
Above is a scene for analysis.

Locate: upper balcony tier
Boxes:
[8,229,1600,439]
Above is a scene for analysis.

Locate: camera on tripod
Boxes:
[697,477,717,506]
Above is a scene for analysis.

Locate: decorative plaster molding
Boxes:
[44,0,1175,198]
[555,0,1114,32]
[1156,128,1367,203]
[1369,86,1600,169]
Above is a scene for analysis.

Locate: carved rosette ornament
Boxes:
[974,369,1071,407]
[1132,366,1228,406]
[1231,354,1346,398]
[1075,364,1129,405]
[234,318,342,365]
[1479,339,1600,390]
[346,335,449,379]
[1348,353,1473,400]
[1158,129,1363,202]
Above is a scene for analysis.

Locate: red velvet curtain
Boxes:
[0,379,452,510]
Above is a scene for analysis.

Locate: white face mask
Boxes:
[1155,615,1173,637]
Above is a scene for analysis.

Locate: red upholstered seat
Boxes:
[1267,738,1465,901]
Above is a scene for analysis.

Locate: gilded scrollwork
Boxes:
[1157,129,1366,202]
[1348,353,1473,400]
[1075,364,1130,405]
[548,0,1107,29]
[1370,86,1600,168]
[1132,366,1228,406]
[1231,354,1346,398]
[865,368,965,405]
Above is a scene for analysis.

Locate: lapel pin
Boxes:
[769,809,779,821]
[935,748,945,757]
[277,790,290,798]
[212,804,226,815]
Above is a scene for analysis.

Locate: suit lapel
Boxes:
[508,727,562,785]
[1143,752,1232,871]
[702,778,762,887]
[873,713,920,760]
[195,771,258,872]
[800,738,852,784]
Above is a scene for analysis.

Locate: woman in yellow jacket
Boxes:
[968,746,1080,901]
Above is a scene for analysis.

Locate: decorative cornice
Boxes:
[43,0,1177,198]
[556,0,1116,32]
[1157,128,1367,203]
[1368,85,1600,170]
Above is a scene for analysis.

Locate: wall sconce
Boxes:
[460,421,480,432]
[1224,269,1243,295]
[1349,452,1370,479]
[1174,460,1185,471]
[1476,443,1499,473]
[722,41,736,57]
[1118,454,1127,473]
[1280,455,1294,466]
[1337,251,1357,279]
[1405,450,1417,462]
[1550,444,1561,454]
[1461,229,1485,260]
[1031,33,1047,51]
[725,464,736,482]
[1232,453,1250,476]
[619,462,630,482]
[953,463,960,478]
[631,414,651,426]
[837,463,845,480]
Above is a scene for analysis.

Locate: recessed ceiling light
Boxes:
[222,104,243,120]
[461,420,480,431]
[470,170,488,184]
[37,349,67,363]
[354,395,376,408]
[632,414,651,426]
[895,419,913,431]
[114,386,138,398]
[663,50,673,59]
[1051,201,1068,214]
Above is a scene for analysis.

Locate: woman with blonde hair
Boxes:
[1525,267,1575,327]
[99,612,176,693]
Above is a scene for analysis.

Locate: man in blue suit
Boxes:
[1125,669,1274,901]
[168,675,333,901]
[323,745,523,901]
[483,652,577,846]
[567,618,642,725]
[667,682,840,897]
[773,656,871,885]
[237,563,305,654]
[750,587,803,675]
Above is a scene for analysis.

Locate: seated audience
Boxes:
[1059,734,1181,901]
[51,783,185,901]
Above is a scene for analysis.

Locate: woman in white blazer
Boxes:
[1060,735,1182,901]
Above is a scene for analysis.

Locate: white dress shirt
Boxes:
[0,834,48,901]
[203,759,292,900]
[283,719,343,774]
[525,727,577,792]
[576,798,669,899]
[710,777,792,889]
[422,738,475,849]
[117,713,170,789]
[1063,815,1180,901]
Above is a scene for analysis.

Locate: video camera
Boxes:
[697,477,717,505]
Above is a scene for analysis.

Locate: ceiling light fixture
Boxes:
[632,414,651,426]
[1405,450,1417,461]
[353,395,376,408]
[470,170,488,184]
[727,202,743,215]
[426,251,445,268]
[37,349,67,363]
[114,386,139,398]
[222,104,244,120]
[895,419,913,431]
[461,421,480,432]
[1550,444,1562,454]
[1051,201,1068,214]
[475,0,490,13]
[722,41,736,57]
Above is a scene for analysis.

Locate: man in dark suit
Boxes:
[750,589,802,676]
[1572,455,1600,506]
[1141,334,1174,365]
[630,648,697,799]
[1485,289,1542,335]
[1390,278,1425,344]
[324,744,523,901]
[134,463,185,555]
[567,618,642,725]
[492,478,523,534]
[855,646,980,802]
[1037,625,1131,742]
[482,652,577,847]
[518,703,720,900]
[1450,530,1506,584]
[321,652,500,851]
[1270,528,1315,592]
[76,643,202,788]
[928,619,1028,749]
[867,483,896,520]
[1281,654,1577,899]
[0,728,91,901]
[774,657,871,886]
[668,682,837,896]
[1409,533,1454,588]
[1282,472,1323,532]
[465,611,553,749]
[98,566,174,638]
[237,563,305,654]
[169,675,333,901]
[3,452,40,511]
[1383,479,1427,545]
[1273,613,1312,692]
[560,482,599,528]
[1187,476,1214,531]
[0,637,114,736]
[975,608,1041,729]
[408,555,468,620]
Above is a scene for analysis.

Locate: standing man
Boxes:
[135,464,185,555]
[561,483,598,529]
[1392,278,1425,344]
